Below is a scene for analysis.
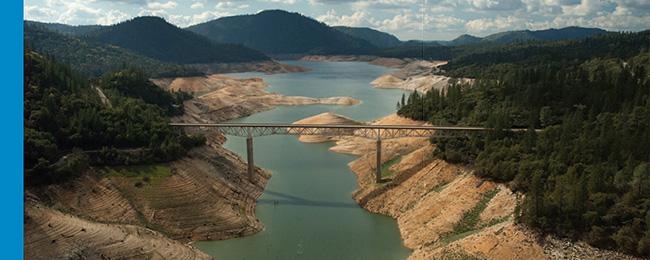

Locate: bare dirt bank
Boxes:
[152,74,360,123]
[299,56,474,94]
[24,198,212,260]
[300,55,411,68]
[25,141,271,259]
[371,60,474,93]
[293,112,635,259]
[192,60,308,75]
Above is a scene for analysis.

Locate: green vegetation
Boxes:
[453,189,500,234]
[24,51,204,185]
[187,10,377,55]
[24,23,202,77]
[333,26,402,48]
[380,31,649,76]
[440,189,509,245]
[381,156,402,178]
[103,164,172,187]
[398,31,650,256]
[437,249,481,260]
[88,16,268,64]
[443,31,650,78]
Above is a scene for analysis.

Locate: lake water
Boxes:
[195,61,412,260]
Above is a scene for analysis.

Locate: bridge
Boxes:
[171,123,535,183]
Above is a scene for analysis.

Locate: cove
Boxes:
[195,61,412,260]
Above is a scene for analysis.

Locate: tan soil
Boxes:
[411,220,546,260]
[290,112,552,259]
[371,60,474,93]
[300,55,412,68]
[24,198,211,260]
[191,60,308,75]
[153,74,360,123]
[292,112,362,143]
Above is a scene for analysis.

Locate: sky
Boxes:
[24,0,650,40]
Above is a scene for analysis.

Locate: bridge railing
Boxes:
[170,122,538,183]
[169,123,533,139]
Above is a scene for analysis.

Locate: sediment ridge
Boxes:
[371,60,474,93]
[153,74,360,123]
[193,60,309,75]
[300,55,411,68]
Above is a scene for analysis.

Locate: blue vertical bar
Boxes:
[0,0,24,258]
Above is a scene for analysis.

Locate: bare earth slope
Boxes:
[25,198,211,260]
[371,60,474,93]
[153,74,359,122]
[293,112,634,259]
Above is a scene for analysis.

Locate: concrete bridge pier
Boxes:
[376,132,382,184]
[247,136,254,181]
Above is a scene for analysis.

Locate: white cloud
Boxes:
[468,0,524,10]
[97,10,129,25]
[561,0,609,16]
[317,9,368,26]
[373,12,417,31]
[465,16,526,33]
[190,2,204,9]
[147,1,177,10]
[266,0,298,4]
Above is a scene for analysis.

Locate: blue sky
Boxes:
[24,0,650,40]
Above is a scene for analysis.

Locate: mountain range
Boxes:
[86,16,268,64]
[439,27,607,46]
[187,10,378,55]
[25,9,615,74]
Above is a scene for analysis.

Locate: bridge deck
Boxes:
[170,122,539,183]
[170,123,535,139]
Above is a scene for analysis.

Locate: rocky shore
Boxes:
[291,112,638,260]
[152,74,359,123]
[193,60,309,75]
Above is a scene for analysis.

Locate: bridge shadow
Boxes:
[258,189,359,209]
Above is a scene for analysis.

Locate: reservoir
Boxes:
[195,61,412,260]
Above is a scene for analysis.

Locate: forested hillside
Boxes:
[397,31,650,256]
[25,20,104,35]
[187,10,377,55]
[443,31,650,78]
[24,23,203,77]
[87,16,269,64]
[24,51,203,185]
[333,26,402,48]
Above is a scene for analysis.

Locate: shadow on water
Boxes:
[259,189,359,209]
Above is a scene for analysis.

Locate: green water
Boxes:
[195,61,412,260]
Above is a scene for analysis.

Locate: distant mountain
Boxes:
[483,27,607,43]
[400,40,442,47]
[436,27,608,46]
[24,22,200,77]
[86,16,269,64]
[333,26,401,48]
[187,10,377,55]
[25,20,104,36]
[449,34,482,46]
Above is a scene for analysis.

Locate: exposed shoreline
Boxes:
[152,74,360,123]
[191,60,309,75]
[300,55,474,94]
[290,111,639,259]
